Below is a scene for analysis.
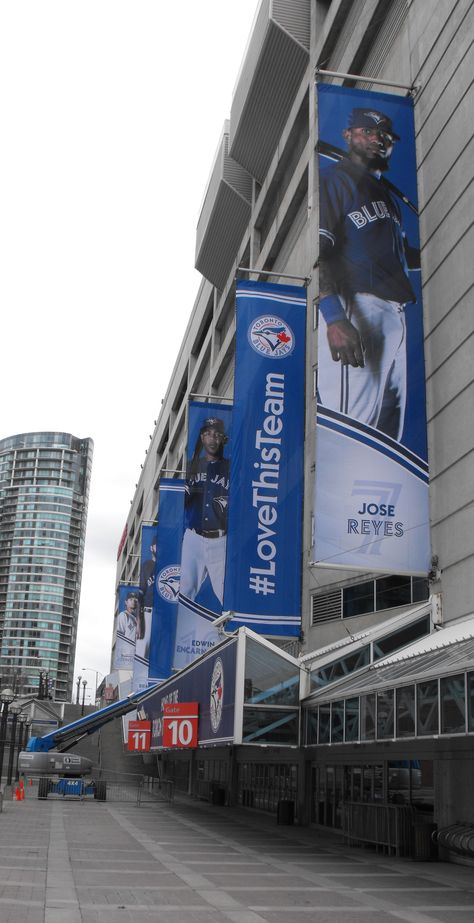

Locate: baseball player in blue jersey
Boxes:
[318,107,420,441]
[179,417,230,605]
[140,539,156,610]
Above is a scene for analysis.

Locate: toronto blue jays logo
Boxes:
[365,110,386,125]
[157,565,181,603]
[213,496,228,514]
[210,657,224,733]
[248,315,294,358]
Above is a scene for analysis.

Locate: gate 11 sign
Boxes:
[162,702,199,748]
[127,719,151,752]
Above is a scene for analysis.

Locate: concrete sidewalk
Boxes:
[1,788,474,923]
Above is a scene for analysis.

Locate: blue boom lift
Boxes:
[18,682,159,800]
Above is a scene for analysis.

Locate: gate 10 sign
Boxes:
[162,702,199,748]
[127,719,151,752]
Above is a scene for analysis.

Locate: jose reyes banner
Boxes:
[223,280,306,636]
[314,83,430,574]
[147,479,184,684]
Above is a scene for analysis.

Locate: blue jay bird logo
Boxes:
[248,315,295,358]
[157,565,181,603]
[210,657,224,732]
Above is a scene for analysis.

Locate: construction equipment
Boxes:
[18,682,160,800]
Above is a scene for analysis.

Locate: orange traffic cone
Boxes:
[15,787,21,801]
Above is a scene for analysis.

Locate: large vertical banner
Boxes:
[173,402,233,671]
[113,584,142,670]
[132,523,158,692]
[224,280,306,636]
[148,479,184,684]
[314,84,430,573]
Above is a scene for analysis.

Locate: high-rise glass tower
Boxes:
[0,432,93,701]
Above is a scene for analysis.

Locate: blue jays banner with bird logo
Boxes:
[142,638,237,748]
[223,279,306,636]
[148,479,184,684]
[314,84,430,574]
[173,401,233,671]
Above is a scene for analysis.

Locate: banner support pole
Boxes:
[189,393,233,402]
[236,267,310,285]
[315,67,420,95]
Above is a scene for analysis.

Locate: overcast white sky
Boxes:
[0,0,259,701]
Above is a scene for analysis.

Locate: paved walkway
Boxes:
[1,786,474,923]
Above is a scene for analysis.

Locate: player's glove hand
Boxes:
[326,319,365,367]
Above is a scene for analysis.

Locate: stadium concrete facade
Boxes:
[111,0,474,857]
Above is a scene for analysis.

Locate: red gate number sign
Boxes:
[162,702,199,748]
[127,719,151,752]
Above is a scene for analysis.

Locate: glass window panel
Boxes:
[396,685,415,738]
[311,646,370,690]
[360,693,375,740]
[468,672,474,732]
[412,577,429,603]
[319,704,330,743]
[306,710,318,745]
[244,639,299,705]
[413,760,434,811]
[417,680,439,736]
[376,574,411,611]
[242,708,298,745]
[377,689,394,738]
[373,616,431,661]
[362,764,374,802]
[440,674,466,734]
[344,697,359,741]
[331,702,344,743]
[343,766,352,802]
[343,580,374,618]
[352,766,362,802]
[374,764,384,802]
[388,760,410,804]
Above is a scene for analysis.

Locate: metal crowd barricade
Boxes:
[19,769,174,806]
[138,776,174,806]
[433,823,474,859]
[343,801,414,857]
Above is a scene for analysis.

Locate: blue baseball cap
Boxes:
[348,108,400,140]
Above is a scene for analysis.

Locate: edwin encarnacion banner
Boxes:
[224,279,306,636]
[173,402,233,671]
[314,83,430,573]
[148,479,184,685]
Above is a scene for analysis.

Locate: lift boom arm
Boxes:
[25,681,160,753]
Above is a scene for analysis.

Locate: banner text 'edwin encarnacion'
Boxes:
[250,372,286,596]
[223,279,305,637]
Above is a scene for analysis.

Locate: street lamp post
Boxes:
[6,702,22,786]
[15,713,27,781]
[82,668,104,705]
[0,688,15,784]
[81,679,87,716]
